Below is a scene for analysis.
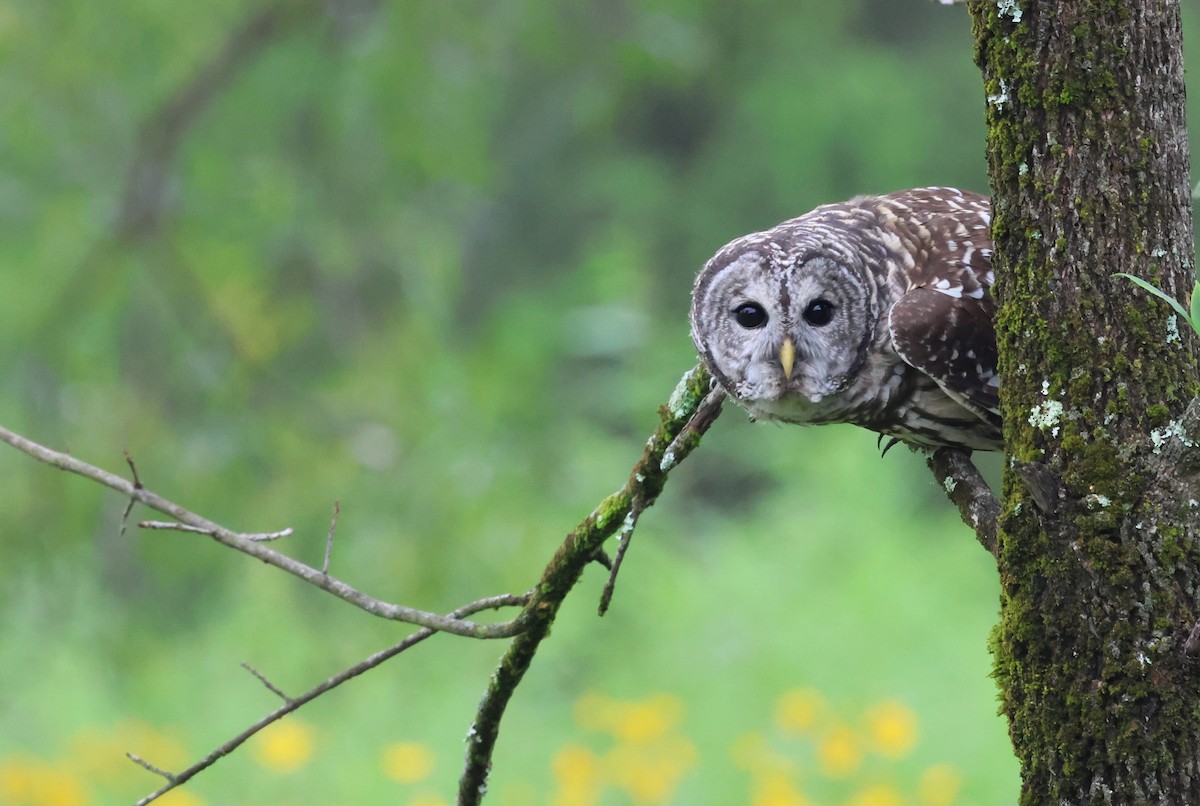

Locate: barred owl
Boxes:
[689,187,1002,452]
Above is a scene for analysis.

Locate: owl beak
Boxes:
[779,337,796,380]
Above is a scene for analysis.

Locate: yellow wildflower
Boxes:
[864,701,918,759]
[551,744,602,806]
[381,742,436,784]
[0,755,89,806]
[608,736,696,804]
[919,763,963,806]
[848,783,903,806]
[611,694,683,744]
[817,725,862,779]
[253,719,314,773]
[750,769,810,806]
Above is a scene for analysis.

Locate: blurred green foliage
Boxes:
[3,1,1200,803]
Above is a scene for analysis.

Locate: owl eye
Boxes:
[733,302,768,329]
[803,299,836,326]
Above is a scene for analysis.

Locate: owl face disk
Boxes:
[690,240,875,423]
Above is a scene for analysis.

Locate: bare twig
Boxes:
[143,520,292,542]
[125,450,144,488]
[120,450,144,537]
[139,520,294,542]
[926,447,1000,557]
[241,662,293,703]
[598,505,642,616]
[323,501,340,575]
[458,365,721,805]
[0,424,522,639]
[127,753,174,781]
[133,592,529,805]
[138,521,213,535]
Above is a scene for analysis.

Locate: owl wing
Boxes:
[888,288,1000,423]
[884,188,1000,424]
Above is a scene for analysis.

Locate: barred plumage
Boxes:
[689,187,1002,452]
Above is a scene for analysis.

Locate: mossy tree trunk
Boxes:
[971,0,1200,801]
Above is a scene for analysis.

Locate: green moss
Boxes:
[1156,523,1189,570]
[593,491,631,532]
[1077,441,1120,487]
[1147,403,1170,426]
[1060,433,1086,456]
[1068,373,1092,401]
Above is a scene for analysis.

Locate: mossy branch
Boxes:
[458,364,724,805]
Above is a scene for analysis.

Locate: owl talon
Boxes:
[879,437,902,457]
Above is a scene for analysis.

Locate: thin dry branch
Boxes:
[597,504,642,617]
[0,424,521,639]
[926,447,1000,557]
[323,501,341,574]
[127,754,173,781]
[119,450,143,536]
[132,593,529,805]
[458,365,723,805]
[241,662,293,703]
[139,520,294,542]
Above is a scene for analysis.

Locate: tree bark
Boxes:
[971,0,1200,801]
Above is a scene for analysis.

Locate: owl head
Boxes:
[689,230,881,423]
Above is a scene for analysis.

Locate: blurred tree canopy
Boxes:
[0,0,989,579]
[3,1,1200,803]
